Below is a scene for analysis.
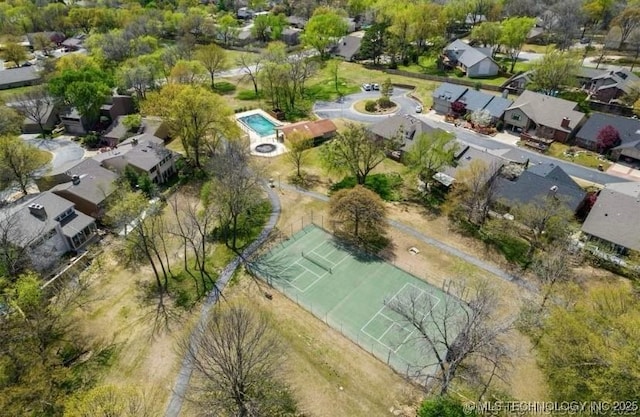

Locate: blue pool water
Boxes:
[239,113,277,137]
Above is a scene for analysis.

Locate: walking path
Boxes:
[165,176,534,416]
[163,183,281,417]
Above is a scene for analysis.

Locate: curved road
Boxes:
[314,89,629,185]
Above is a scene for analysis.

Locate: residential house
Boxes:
[93,134,178,184]
[526,27,547,44]
[432,83,513,123]
[287,16,307,29]
[576,67,608,87]
[102,115,169,147]
[235,25,254,47]
[61,34,85,51]
[4,191,97,271]
[368,114,444,158]
[0,66,42,90]
[100,93,135,121]
[432,83,468,114]
[60,108,87,135]
[48,159,119,219]
[574,113,640,152]
[7,99,59,134]
[277,119,337,146]
[281,28,302,46]
[434,145,505,187]
[26,31,65,49]
[582,182,640,253]
[503,90,587,147]
[237,7,254,19]
[495,162,587,213]
[585,69,640,103]
[442,39,500,78]
[502,71,533,93]
[332,33,363,61]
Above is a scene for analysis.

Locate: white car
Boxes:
[415,105,423,113]
[362,83,372,91]
[372,83,380,90]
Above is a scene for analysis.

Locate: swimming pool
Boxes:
[238,113,278,137]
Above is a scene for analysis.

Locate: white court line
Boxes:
[361,283,443,358]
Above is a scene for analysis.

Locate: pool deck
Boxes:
[235,109,288,157]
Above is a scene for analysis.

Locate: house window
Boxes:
[511,114,521,121]
[150,166,157,173]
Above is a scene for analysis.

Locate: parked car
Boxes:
[415,105,423,113]
[372,83,380,90]
[362,83,372,91]
[580,37,591,44]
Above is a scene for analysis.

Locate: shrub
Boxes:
[236,89,261,100]
[212,81,236,94]
[496,120,504,131]
[454,68,465,77]
[364,100,377,112]
[329,173,402,201]
[81,132,100,148]
[122,114,142,131]
[377,96,394,109]
[418,396,471,417]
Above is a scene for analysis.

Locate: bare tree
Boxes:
[284,129,313,180]
[237,53,262,96]
[386,280,512,396]
[209,140,263,251]
[168,193,218,296]
[531,240,580,308]
[10,87,53,138]
[446,160,501,226]
[186,305,297,417]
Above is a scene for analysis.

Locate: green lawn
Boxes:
[398,55,511,87]
[0,84,38,101]
[547,142,611,170]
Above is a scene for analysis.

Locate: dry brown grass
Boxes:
[221,277,423,417]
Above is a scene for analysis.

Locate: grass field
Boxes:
[255,225,463,381]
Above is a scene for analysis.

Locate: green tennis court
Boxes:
[255,225,463,379]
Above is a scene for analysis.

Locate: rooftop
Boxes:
[506,90,586,132]
[50,159,118,205]
[582,182,640,251]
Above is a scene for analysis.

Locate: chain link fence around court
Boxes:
[254,213,453,387]
[268,211,453,284]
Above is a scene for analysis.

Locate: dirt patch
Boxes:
[72,252,194,415]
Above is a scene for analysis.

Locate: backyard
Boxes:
[547,142,612,170]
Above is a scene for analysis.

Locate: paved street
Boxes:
[313,89,630,185]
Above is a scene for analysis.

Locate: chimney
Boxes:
[561,117,570,129]
[72,175,80,185]
[550,185,558,194]
[28,203,47,219]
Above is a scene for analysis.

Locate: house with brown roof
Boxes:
[503,91,586,148]
[48,159,119,219]
[278,119,337,146]
[582,182,640,254]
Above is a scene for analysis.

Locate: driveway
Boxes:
[23,135,85,172]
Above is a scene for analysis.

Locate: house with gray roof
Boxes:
[0,66,42,90]
[442,40,499,78]
[432,83,513,123]
[93,134,178,184]
[332,33,363,61]
[574,113,640,154]
[503,90,586,143]
[48,159,119,219]
[585,69,640,103]
[582,182,640,253]
[281,27,302,46]
[368,114,444,156]
[434,145,505,187]
[496,162,587,213]
[3,191,97,271]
